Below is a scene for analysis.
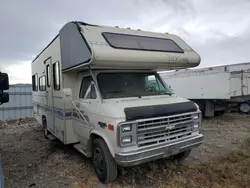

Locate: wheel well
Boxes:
[87,133,103,157]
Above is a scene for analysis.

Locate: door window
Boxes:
[53,61,60,90]
[46,64,51,87]
[145,75,165,91]
[79,76,92,98]
[85,83,97,99]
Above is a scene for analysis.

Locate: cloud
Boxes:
[0,0,250,83]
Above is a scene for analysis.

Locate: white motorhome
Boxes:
[32,21,203,183]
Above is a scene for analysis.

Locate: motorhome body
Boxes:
[32,21,203,183]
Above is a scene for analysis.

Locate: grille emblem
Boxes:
[166,125,175,130]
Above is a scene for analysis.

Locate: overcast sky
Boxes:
[1,0,250,84]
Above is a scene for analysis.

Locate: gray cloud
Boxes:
[0,0,250,82]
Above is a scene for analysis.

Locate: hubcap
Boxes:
[240,103,250,113]
[93,148,104,174]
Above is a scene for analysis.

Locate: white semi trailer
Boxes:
[32,21,203,183]
[160,62,250,117]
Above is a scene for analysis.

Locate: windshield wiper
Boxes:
[105,90,122,94]
[160,91,172,96]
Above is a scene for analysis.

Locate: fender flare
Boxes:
[89,130,115,158]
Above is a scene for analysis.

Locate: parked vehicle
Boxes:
[0,72,9,105]
[32,21,203,183]
[0,71,9,188]
[160,62,250,117]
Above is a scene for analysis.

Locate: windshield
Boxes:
[97,72,173,99]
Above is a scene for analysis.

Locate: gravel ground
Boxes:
[0,114,250,188]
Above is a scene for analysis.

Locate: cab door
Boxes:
[44,57,55,133]
[74,76,98,147]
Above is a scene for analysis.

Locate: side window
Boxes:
[79,77,92,98]
[39,76,46,91]
[32,74,38,91]
[86,83,97,99]
[46,64,50,87]
[53,61,60,90]
[45,58,51,87]
[145,75,159,91]
[145,75,166,91]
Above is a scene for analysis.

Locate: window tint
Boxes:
[53,62,60,90]
[32,74,38,91]
[79,77,92,98]
[102,33,184,53]
[39,76,46,91]
[46,64,50,87]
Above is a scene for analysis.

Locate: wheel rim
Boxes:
[93,148,104,174]
[240,103,250,113]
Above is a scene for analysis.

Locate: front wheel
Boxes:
[92,138,117,184]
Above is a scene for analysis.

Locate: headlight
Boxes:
[122,136,132,144]
[122,124,132,132]
[118,123,137,147]
[194,123,199,129]
[193,114,199,120]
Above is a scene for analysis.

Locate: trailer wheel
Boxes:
[172,149,191,162]
[239,103,250,113]
[92,138,117,184]
[42,117,49,139]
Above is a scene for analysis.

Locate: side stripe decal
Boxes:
[33,102,89,121]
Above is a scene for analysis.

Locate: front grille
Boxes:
[137,114,193,147]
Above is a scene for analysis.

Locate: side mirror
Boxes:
[0,73,9,90]
[0,92,9,104]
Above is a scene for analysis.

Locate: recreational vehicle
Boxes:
[32,21,203,183]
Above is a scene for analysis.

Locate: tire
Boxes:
[92,138,117,184]
[42,118,49,139]
[172,149,191,162]
[239,102,250,113]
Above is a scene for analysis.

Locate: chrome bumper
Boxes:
[115,134,203,167]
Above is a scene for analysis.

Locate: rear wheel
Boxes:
[239,102,250,113]
[92,138,117,184]
[172,149,191,162]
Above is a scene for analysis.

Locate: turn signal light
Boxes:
[108,124,114,131]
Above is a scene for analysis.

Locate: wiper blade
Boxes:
[105,90,124,94]
[159,91,172,96]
